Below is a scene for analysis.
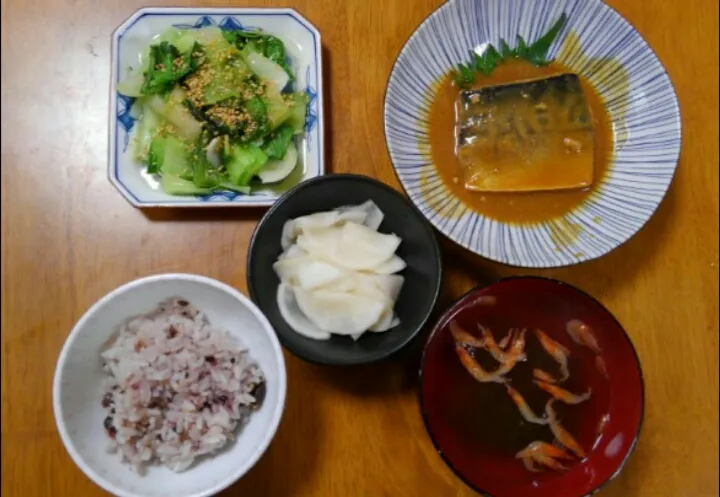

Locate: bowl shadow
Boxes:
[308,337,427,398]
[433,180,679,306]
[321,44,334,174]
[140,206,268,223]
[218,367,322,497]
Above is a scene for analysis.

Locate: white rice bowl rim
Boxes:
[52,273,287,497]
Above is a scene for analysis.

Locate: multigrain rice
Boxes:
[101,297,266,473]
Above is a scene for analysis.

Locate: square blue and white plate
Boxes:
[109,8,324,207]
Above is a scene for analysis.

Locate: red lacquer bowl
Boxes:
[419,277,644,497]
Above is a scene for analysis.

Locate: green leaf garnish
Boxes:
[524,13,568,66]
[484,45,501,73]
[515,35,529,59]
[451,13,568,86]
[499,38,514,59]
[452,63,476,86]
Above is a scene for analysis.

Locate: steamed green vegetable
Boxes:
[263,124,295,159]
[452,13,568,87]
[141,41,204,96]
[258,142,298,184]
[223,30,294,83]
[117,25,311,196]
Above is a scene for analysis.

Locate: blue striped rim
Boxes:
[383,0,681,268]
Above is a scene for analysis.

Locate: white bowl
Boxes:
[109,7,324,207]
[53,274,287,497]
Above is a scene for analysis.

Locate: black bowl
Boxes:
[247,174,442,365]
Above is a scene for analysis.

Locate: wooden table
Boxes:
[2,0,718,495]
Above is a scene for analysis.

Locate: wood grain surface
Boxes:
[1,0,718,496]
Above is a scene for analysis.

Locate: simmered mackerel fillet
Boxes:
[455,73,595,193]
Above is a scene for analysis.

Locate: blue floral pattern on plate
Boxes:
[116,94,136,152]
[172,15,260,33]
[303,65,319,149]
[110,8,324,207]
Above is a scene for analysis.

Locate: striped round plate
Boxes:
[384,0,681,268]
